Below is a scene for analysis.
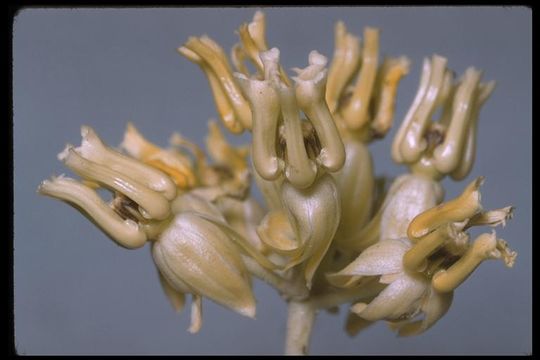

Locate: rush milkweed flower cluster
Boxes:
[38,11,516,355]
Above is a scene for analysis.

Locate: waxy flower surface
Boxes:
[35,10,521,355]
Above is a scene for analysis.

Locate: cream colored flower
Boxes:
[328,178,516,336]
[235,48,345,189]
[391,55,495,181]
[231,47,346,284]
[330,236,450,336]
[38,126,261,333]
[37,11,520,354]
[38,126,176,248]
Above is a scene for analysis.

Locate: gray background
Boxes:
[13,6,531,355]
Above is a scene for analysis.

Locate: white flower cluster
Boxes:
[38,11,516,354]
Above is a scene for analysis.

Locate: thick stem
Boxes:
[285,301,317,355]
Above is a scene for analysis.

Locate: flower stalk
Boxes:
[285,301,316,355]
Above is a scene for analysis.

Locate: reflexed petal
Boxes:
[152,213,256,318]
[352,272,428,321]
[199,212,280,271]
[390,288,454,337]
[418,289,453,334]
[345,312,374,337]
[158,271,186,313]
[329,238,411,279]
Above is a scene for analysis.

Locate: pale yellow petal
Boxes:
[280,174,341,287]
[153,213,256,318]
[158,271,186,313]
[352,273,428,321]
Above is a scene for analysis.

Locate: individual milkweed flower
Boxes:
[180,12,349,285]
[341,55,496,254]
[38,126,258,333]
[235,48,345,189]
[232,46,345,286]
[328,178,516,337]
[391,54,495,181]
[38,126,177,248]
